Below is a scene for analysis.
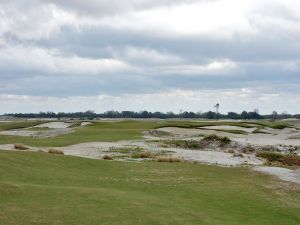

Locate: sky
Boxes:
[0,0,300,114]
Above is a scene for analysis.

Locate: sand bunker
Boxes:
[34,122,71,129]
[253,166,300,184]
[200,125,256,133]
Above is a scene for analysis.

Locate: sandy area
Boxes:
[0,128,73,138]
[158,127,300,148]
[253,166,300,185]
[34,122,71,129]
[200,125,256,133]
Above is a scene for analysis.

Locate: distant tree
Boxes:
[271,111,278,121]
[241,111,249,120]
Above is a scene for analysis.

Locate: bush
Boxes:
[241,145,256,153]
[102,155,113,160]
[280,155,300,166]
[157,157,182,163]
[131,152,153,159]
[48,149,64,155]
[14,144,29,150]
[203,134,231,145]
[256,151,283,162]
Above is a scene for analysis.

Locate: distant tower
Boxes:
[214,103,220,120]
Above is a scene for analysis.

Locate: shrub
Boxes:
[233,153,244,157]
[131,152,153,159]
[202,134,231,146]
[157,157,182,163]
[48,149,64,155]
[256,151,283,162]
[14,144,29,150]
[241,145,256,153]
[280,155,300,166]
[102,155,113,160]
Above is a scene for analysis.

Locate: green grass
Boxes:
[212,129,248,134]
[0,151,299,225]
[0,120,293,148]
[0,121,159,147]
[0,121,46,131]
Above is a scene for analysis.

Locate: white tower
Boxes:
[214,103,220,119]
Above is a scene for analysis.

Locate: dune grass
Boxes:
[0,151,299,225]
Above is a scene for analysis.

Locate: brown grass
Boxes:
[131,151,154,159]
[281,155,300,166]
[157,157,183,163]
[48,149,64,155]
[102,155,113,160]
[14,144,29,150]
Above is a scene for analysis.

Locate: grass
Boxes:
[0,151,300,225]
[0,120,159,147]
[0,121,46,131]
[256,151,300,166]
[213,129,248,134]
[0,120,294,148]
[164,135,231,150]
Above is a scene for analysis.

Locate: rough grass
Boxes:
[14,143,29,150]
[102,155,113,160]
[108,147,144,154]
[256,151,300,166]
[164,135,231,149]
[212,129,248,134]
[0,121,46,131]
[48,149,64,155]
[0,151,300,225]
[156,156,183,163]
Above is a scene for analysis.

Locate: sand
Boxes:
[253,166,300,185]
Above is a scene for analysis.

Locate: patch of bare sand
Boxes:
[253,166,300,185]
[34,122,71,129]
[0,128,73,138]
[200,125,256,133]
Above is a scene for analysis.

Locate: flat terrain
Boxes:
[0,151,300,225]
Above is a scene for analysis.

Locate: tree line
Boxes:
[4,110,300,120]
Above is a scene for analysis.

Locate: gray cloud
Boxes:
[0,0,299,113]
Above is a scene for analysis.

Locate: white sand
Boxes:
[34,122,71,129]
[253,166,300,184]
[200,125,256,133]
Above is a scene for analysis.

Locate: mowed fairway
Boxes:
[0,151,300,225]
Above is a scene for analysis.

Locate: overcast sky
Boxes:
[1,0,300,114]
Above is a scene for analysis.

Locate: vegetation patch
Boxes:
[108,147,144,154]
[157,157,183,163]
[14,143,29,150]
[163,135,231,150]
[69,121,82,128]
[256,151,300,166]
[102,155,113,160]
[213,129,248,134]
[48,149,64,155]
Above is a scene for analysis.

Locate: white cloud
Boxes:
[1,88,299,114]
[0,45,134,75]
[156,59,237,75]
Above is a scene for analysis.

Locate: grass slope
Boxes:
[0,151,300,225]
